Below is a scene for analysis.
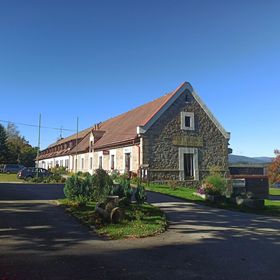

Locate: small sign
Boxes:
[232,179,246,187]
[103,150,109,155]
[172,136,203,147]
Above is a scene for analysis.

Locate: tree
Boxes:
[6,123,29,163]
[0,124,8,164]
[19,145,38,167]
[267,150,280,184]
[3,123,37,166]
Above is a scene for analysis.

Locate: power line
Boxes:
[0,119,75,132]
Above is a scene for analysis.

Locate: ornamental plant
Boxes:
[92,169,113,202]
[135,183,147,204]
[201,174,227,196]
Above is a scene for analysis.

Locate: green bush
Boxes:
[64,175,90,201]
[202,175,227,196]
[110,170,120,181]
[50,166,68,175]
[64,169,115,203]
[111,175,133,201]
[92,169,113,202]
[135,183,147,204]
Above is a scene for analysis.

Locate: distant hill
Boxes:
[229,155,273,165]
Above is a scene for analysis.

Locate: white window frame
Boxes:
[181,112,195,130]
[123,147,132,173]
[179,147,199,181]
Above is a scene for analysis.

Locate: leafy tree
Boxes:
[268,150,280,184]
[0,124,8,164]
[19,145,38,167]
[0,123,38,166]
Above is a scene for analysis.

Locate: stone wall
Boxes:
[142,90,229,183]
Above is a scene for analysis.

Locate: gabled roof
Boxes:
[40,82,230,158]
[93,83,185,149]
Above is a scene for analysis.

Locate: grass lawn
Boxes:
[145,183,203,202]
[58,199,167,239]
[269,188,280,196]
[0,173,22,182]
[146,183,280,217]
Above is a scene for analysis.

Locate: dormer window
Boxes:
[89,140,93,152]
[181,112,195,130]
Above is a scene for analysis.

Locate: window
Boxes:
[99,156,102,169]
[179,147,199,181]
[124,153,131,173]
[185,116,191,127]
[184,154,194,179]
[60,160,63,167]
[111,155,115,170]
[65,159,69,169]
[81,158,84,169]
[90,141,93,152]
[90,157,93,169]
[181,112,194,130]
[185,93,192,103]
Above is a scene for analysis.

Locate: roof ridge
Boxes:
[97,91,174,127]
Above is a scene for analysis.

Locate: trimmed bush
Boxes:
[135,183,147,204]
[64,175,89,201]
[92,169,113,202]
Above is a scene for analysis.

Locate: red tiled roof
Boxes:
[93,84,183,149]
[48,127,93,148]
[40,82,186,157]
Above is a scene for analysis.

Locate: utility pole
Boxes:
[36,113,41,179]
[75,117,79,173]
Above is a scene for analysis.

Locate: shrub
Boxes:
[130,176,140,185]
[64,175,90,201]
[135,183,147,204]
[110,170,120,181]
[111,175,133,201]
[50,166,68,175]
[92,169,113,202]
[201,174,227,196]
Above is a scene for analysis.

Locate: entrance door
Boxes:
[125,153,131,174]
[184,153,194,179]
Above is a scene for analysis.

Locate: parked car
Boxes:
[17,167,52,179]
[2,164,25,174]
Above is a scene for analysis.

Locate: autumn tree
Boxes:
[267,149,280,184]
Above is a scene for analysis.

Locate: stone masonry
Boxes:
[142,89,229,184]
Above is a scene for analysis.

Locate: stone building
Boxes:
[38,82,230,184]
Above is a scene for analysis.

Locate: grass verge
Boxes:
[0,173,22,182]
[58,199,167,239]
[269,188,280,196]
[146,183,280,217]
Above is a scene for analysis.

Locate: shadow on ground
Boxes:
[1,185,280,280]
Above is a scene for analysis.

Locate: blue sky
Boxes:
[0,0,279,157]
